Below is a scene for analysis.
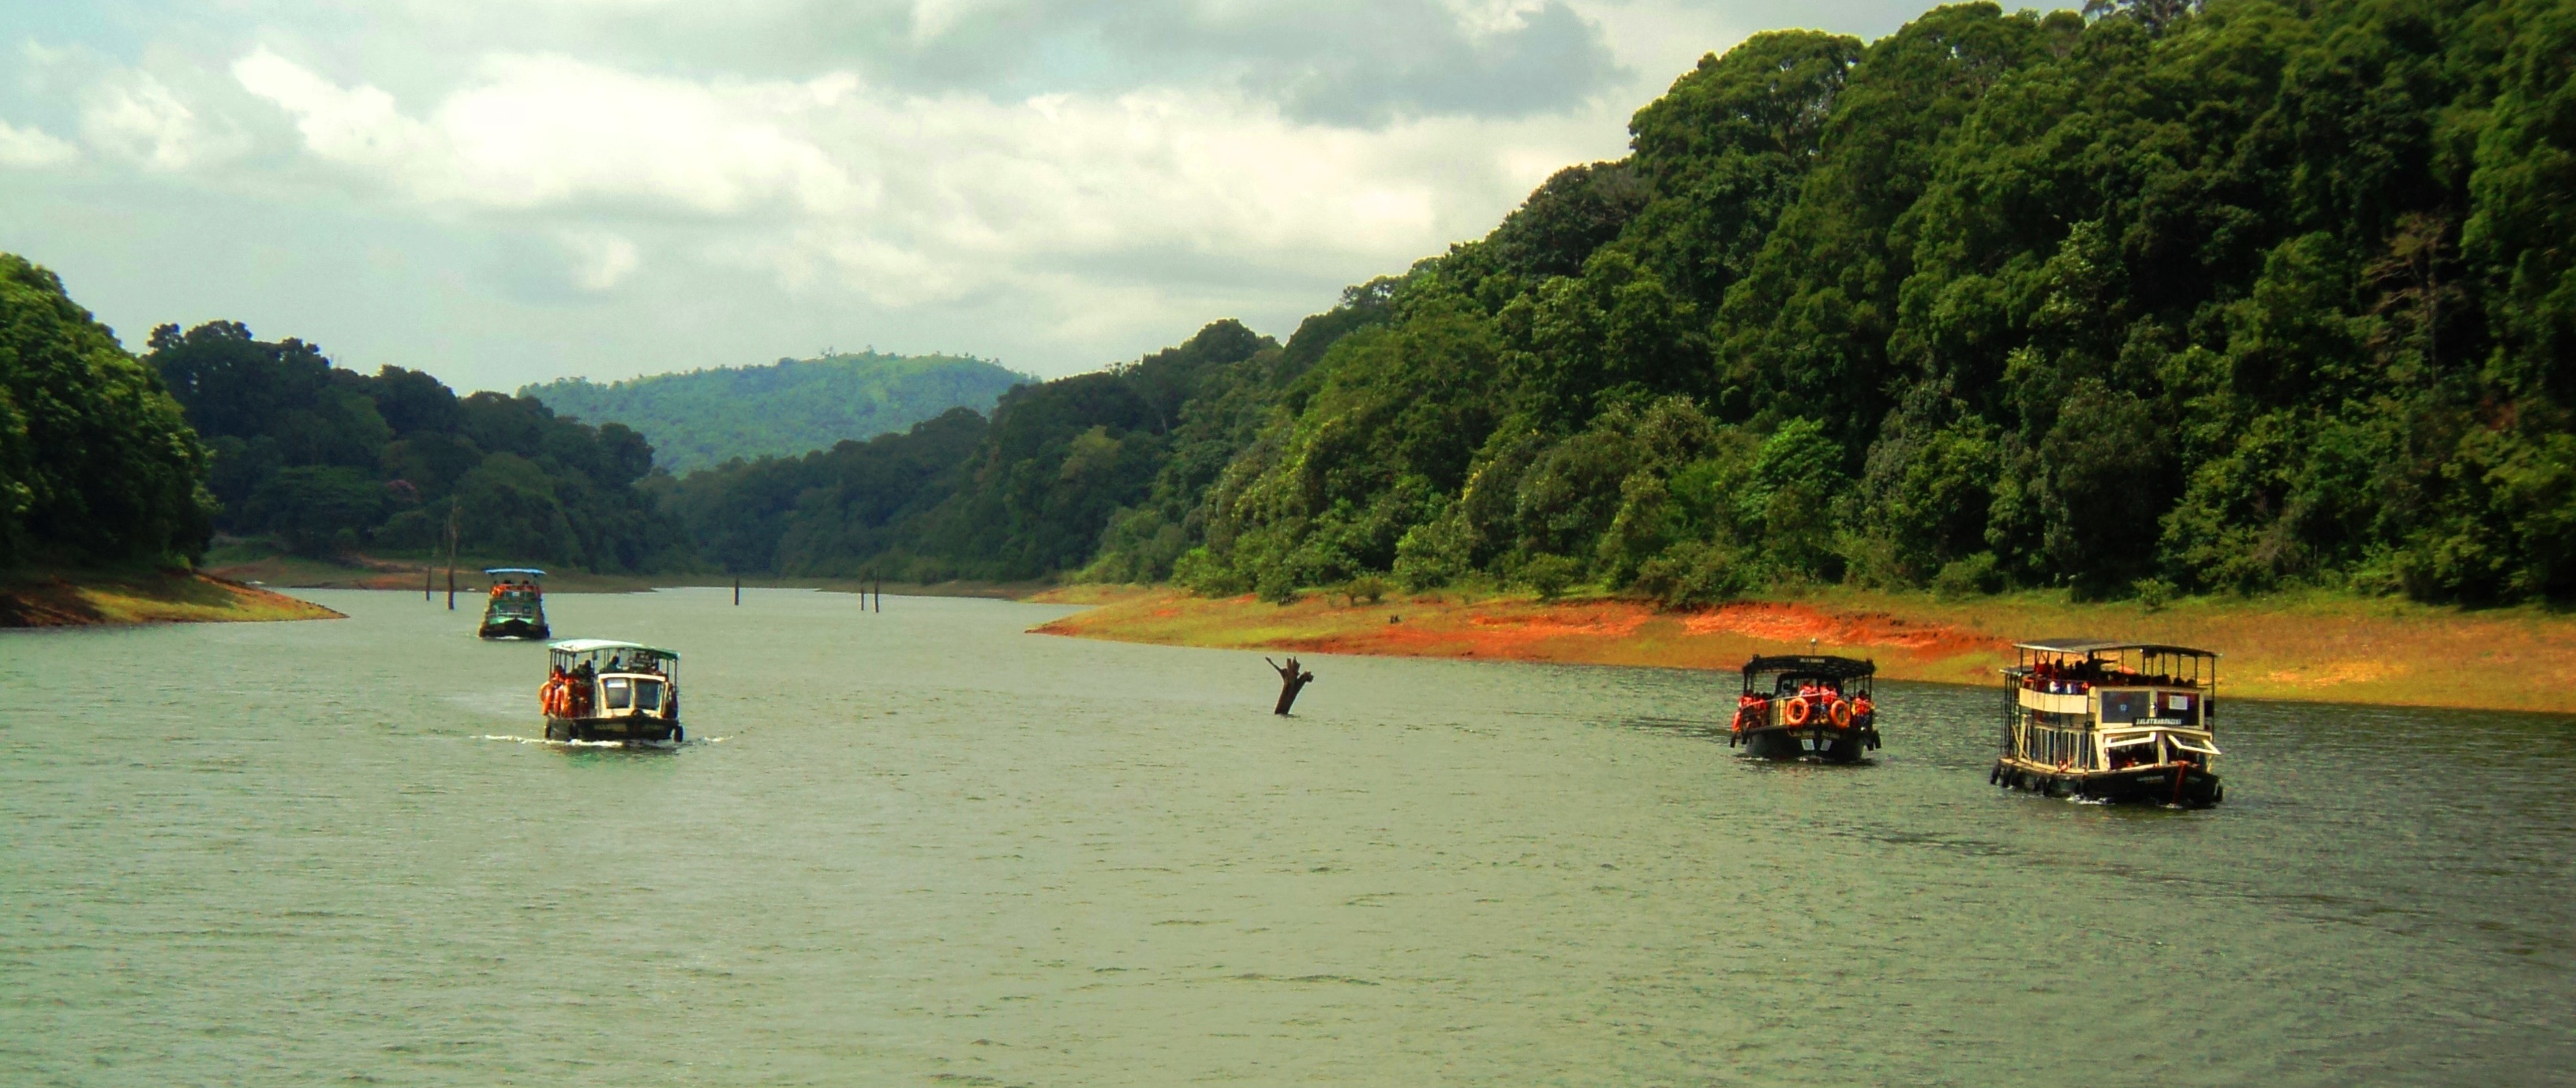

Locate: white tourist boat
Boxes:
[538,639,683,745]
[1994,639,2222,806]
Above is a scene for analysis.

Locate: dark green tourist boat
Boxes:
[1995,640,2222,807]
[538,639,683,746]
[477,568,550,640]
[1729,655,1880,762]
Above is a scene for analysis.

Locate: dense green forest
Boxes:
[0,255,212,569]
[661,320,1281,578]
[670,0,2576,607]
[147,321,686,570]
[522,352,1026,473]
[13,0,2572,608]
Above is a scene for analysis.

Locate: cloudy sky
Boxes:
[1,0,1930,392]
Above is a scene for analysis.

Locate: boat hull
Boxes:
[1735,724,1878,762]
[545,715,683,745]
[1992,760,2222,807]
[480,619,550,641]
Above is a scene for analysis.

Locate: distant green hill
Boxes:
[522,352,1028,473]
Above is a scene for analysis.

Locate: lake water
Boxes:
[2,588,2570,1086]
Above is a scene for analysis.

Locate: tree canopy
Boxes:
[24,0,2574,608]
[1143,0,2576,606]
[714,0,2575,607]
[149,321,682,570]
[0,255,212,568]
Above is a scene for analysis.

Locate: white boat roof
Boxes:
[2016,637,2216,657]
[548,639,678,659]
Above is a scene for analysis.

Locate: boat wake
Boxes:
[478,734,728,747]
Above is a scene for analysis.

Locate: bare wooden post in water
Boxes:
[444,500,459,611]
[734,577,740,606]
[1266,656,1314,716]
[874,573,882,613]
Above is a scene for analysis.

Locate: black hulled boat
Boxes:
[1729,655,1879,761]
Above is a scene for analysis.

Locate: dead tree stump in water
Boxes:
[1267,656,1315,716]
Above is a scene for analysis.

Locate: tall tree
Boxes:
[0,255,212,567]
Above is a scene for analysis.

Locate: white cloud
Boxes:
[227,44,1583,320]
[0,119,79,167]
[234,49,863,216]
[560,228,641,290]
[908,0,1002,43]
[6,0,1928,385]
[80,70,236,170]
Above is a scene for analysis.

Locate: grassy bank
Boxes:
[1028,585,2576,713]
[0,569,343,627]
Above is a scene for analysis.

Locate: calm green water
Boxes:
[2,589,2570,1086]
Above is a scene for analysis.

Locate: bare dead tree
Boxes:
[1266,656,1315,716]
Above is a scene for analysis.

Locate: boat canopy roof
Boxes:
[2016,638,2216,657]
[1742,655,1877,680]
[549,638,677,659]
[485,567,545,578]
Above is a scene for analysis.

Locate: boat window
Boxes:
[2099,691,2150,723]
[633,679,662,712]
[2159,691,2197,721]
[604,677,632,710]
[2170,735,2221,756]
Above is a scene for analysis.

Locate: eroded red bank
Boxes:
[1029,591,2012,686]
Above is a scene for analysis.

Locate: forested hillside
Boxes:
[682,0,2576,607]
[21,0,2569,605]
[522,352,1026,473]
[665,320,1280,579]
[148,322,685,571]
[0,256,212,568]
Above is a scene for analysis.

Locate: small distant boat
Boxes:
[538,639,683,745]
[478,568,551,640]
[1994,639,2222,807]
[1729,655,1880,761]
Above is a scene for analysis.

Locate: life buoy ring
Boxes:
[1829,699,1854,728]
[1783,696,1812,726]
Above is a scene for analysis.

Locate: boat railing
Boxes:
[2017,688,2091,715]
[2017,685,2209,724]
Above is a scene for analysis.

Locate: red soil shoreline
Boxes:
[1028,586,2576,712]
